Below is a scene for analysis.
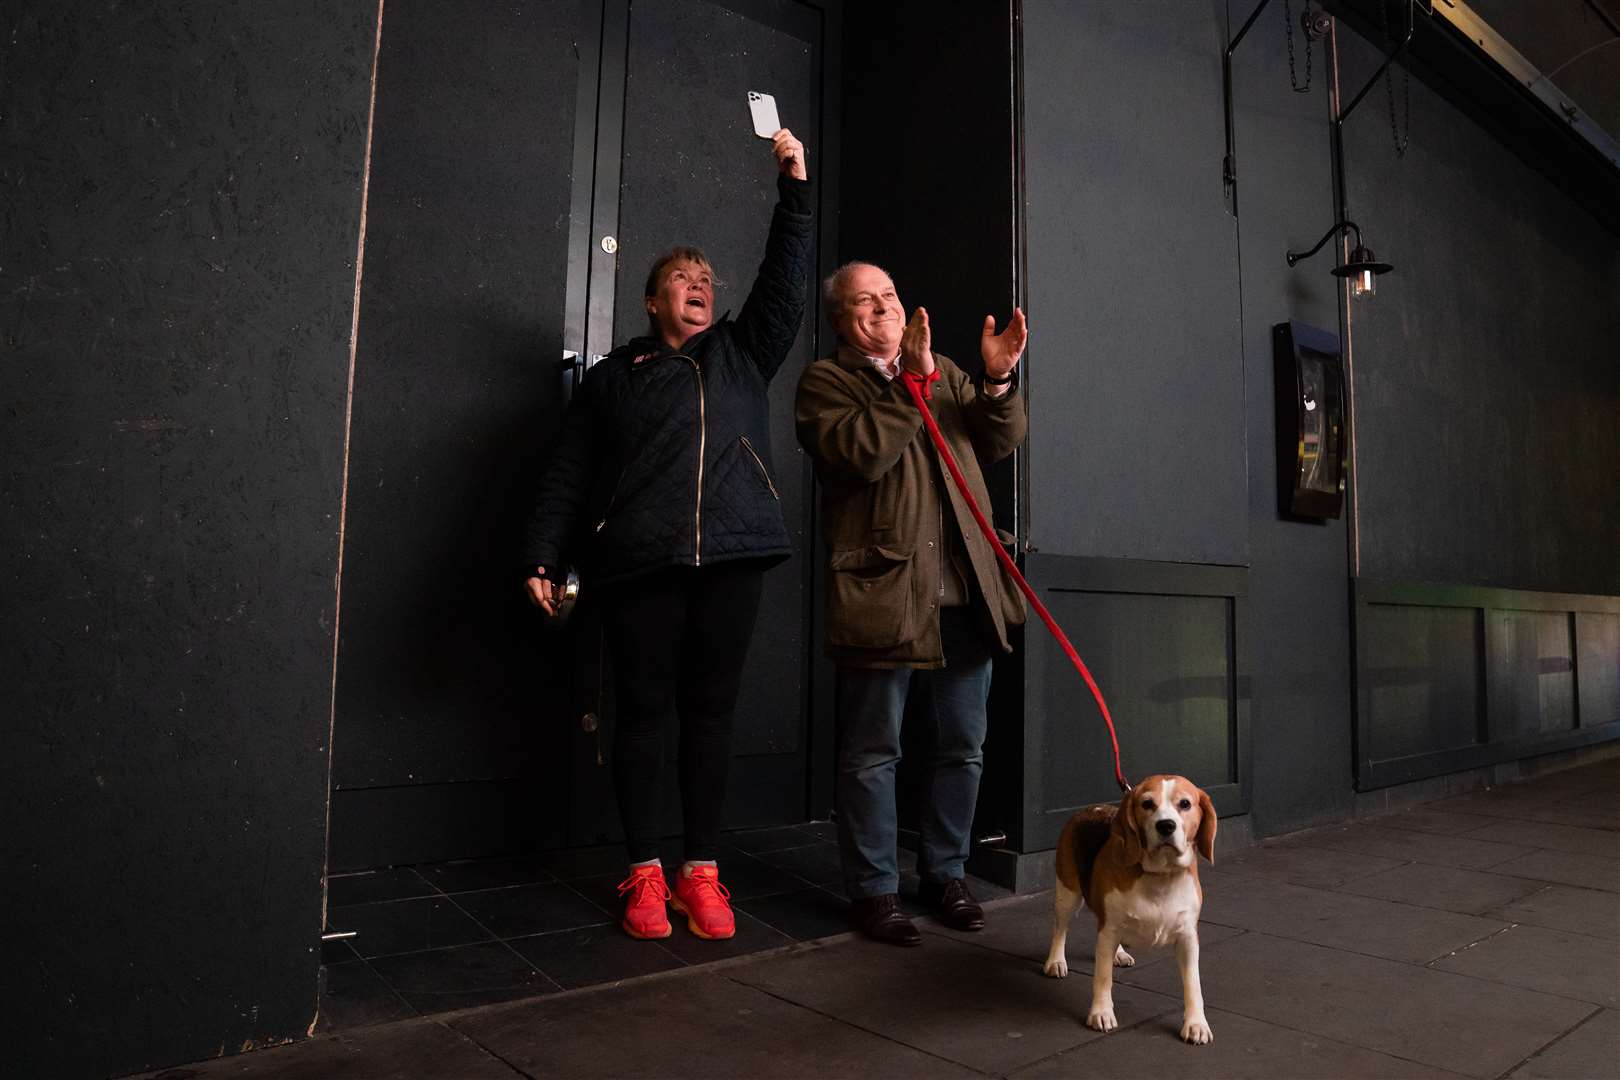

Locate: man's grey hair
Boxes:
[821,260,888,325]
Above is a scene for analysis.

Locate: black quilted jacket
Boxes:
[522,175,813,586]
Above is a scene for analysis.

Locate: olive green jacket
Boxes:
[794,345,1028,668]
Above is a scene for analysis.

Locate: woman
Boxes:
[522,129,811,941]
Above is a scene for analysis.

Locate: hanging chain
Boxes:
[1379,0,1412,156]
[1284,0,1313,93]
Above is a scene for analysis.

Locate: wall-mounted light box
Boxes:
[1273,320,1346,520]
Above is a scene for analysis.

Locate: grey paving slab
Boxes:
[1427,792,1620,832]
[1216,842,1408,888]
[1431,923,1619,1008]
[131,1017,520,1079]
[919,889,1245,978]
[331,896,492,958]
[314,961,415,1034]
[1509,1007,1620,1079]
[1008,1006,1472,1079]
[446,970,981,1078]
[654,905,794,964]
[1464,819,1620,860]
[1117,931,1596,1078]
[367,941,560,1014]
[733,886,854,941]
[448,882,613,939]
[327,867,440,906]
[1372,809,1505,837]
[1197,869,1509,963]
[1276,821,1537,870]
[725,930,1181,1074]
[1491,849,1620,893]
[1338,861,1550,915]
[1487,884,1620,941]
[506,923,686,990]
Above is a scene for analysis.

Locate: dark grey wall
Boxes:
[1021,0,1248,566]
[1338,27,1620,596]
[1,2,375,1076]
[1228,4,1358,834]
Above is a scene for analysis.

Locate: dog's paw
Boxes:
[1113,945,1135,967]
[1180,1016,1213,1045]
[1042,956,1069,978]
[1086,1006,1118,1033]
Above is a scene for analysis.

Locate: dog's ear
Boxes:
[1112,789,1142,864]
[1194,787,1218,864]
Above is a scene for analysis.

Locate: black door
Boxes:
[328,0,828,869]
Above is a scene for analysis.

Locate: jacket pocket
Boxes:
[739,435,779,500]
[826,545,923,649]
[991,528,1027,627]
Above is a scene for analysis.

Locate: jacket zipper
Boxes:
[676,354,706,565]
[739,435,780,500]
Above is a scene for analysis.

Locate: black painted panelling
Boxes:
[1,2,376,1075]
[1021,0,1247,565]
[1576,612,1620,728]
[1337,27,1620,596]
[1229,0,1358,836]
[606,0,817,808]
[1490,609,1577,739]
[1361,604,1484,763]
[1354,582,1620,788]
[1039,592,1236,806]
[1019,555,1250,850]
[329,0,581,863]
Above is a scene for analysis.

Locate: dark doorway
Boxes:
[328,0,832,871]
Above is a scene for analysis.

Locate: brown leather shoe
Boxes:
[851,894,923,946]
[918,878,985,931]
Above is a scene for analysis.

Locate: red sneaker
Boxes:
[616,865,672,940]
[671,863,735,940]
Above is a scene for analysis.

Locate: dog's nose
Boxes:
[1155,820,1176,837]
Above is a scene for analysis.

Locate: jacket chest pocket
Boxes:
[826,544,924,649]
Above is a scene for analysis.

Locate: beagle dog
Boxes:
[1042,774,1217,1044]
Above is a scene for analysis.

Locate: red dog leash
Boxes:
[902,369,1130,793]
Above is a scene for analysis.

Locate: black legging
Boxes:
[599,562,765,863]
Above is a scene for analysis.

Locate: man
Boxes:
[795,262,1028,945]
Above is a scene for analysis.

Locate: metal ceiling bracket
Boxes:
[1223,0,1280,217]
[1336,0,1421,128]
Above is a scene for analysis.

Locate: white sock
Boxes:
[682,859,717,876]
[630,858,661,870]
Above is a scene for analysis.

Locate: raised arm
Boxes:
[961,308,1028,463]
[733,129,815,383]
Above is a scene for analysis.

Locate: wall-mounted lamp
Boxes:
[1286,220,1393,297]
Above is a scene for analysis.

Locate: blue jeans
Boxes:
[834,610,994,899]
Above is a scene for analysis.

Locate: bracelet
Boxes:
[983,371,1014,385]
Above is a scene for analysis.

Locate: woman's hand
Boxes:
[524,569,557,616]
[900,307,935,379]
[980,307,1028,381]
[772,128,807,181]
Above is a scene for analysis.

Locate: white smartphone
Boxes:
[747,91,781,139]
